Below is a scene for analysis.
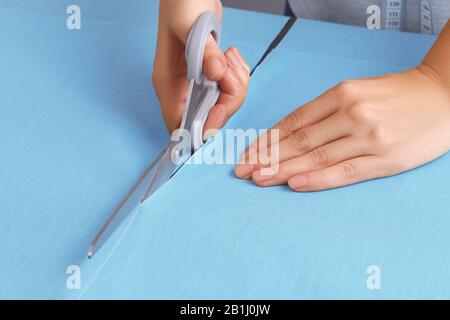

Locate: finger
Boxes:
[215,49,248,116]
[155,75,189,133]
[275,87,342,138]
[287,156,385,192]
[202,47,250,139]
[251,137,369,186]
[270,112,353,163]
[226,48,250,88]
[225,47,250,88]
[203,104,228,140]
[203,36,227,81]
[228,47,251,78]
[235,112,353,179]
[202,48,249,140]
[157,38,226,133]
[241,85,343,164]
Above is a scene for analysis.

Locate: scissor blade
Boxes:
[88,142,177,258]
[142,142,180,201]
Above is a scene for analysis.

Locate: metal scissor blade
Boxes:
[88,142,178,258]
[179,79,208,134]
[142,141,180,201]
[184,82,209,131]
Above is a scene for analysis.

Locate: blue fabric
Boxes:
[1,0,449,299]
[80,48,450,300]
[0,1,287,299]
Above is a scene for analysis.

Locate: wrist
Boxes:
[417,63,450,92]
[421,20,450,90]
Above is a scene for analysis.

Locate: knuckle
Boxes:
[339,161,358,180]
[245,75,251,87]
[337,80,359,102]
[369,126,391,146]
[313,172,327,188]
[389,160,409,175]
[346,101,373,123]
[385,163,402,176]
[230,92,247,112]
[289,130,311,152]
[381,153,408,175]
[236,94,246,108]
[151,72,162,89]
[277,163,290,178]
[310,147,329,166]
[284,111,303,133]
[240,74,250,88]
[244,63,251,74]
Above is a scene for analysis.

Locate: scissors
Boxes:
[88,12,222,258]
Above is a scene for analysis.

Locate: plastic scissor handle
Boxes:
[178,12,222,152]
[185,12,222,84]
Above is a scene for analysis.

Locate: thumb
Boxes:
[203,36,227,81]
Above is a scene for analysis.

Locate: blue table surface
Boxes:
[1,1,449,299]
[0,0,287,299]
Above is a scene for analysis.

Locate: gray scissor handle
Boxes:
[177,12,221,152]
[185,11,222,84]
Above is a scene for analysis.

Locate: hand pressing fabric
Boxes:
[152,0,250,137]
[235,21,450,192]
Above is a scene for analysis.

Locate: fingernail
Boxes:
[288,175,309,190]
[227,50,241,68]
[235,164,255,179]
[227,68,240,84]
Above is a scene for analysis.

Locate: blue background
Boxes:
[0,0,448,299]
